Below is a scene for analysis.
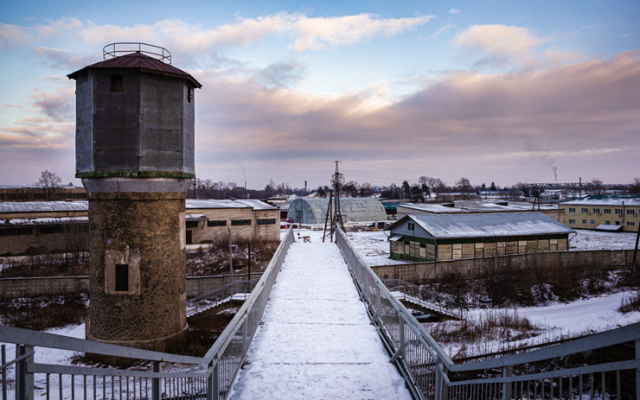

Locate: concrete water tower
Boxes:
[68,43,201,348]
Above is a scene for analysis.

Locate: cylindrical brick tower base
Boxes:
[84,178,188,350]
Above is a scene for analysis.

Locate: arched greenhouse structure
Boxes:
[286,198,387,225]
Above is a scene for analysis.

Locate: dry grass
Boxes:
[618,291,640,313]
[427,309,541,348]
[186,240,277,276]
[0,293,88,330]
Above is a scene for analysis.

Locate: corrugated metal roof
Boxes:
[0,201,88,214]
[0,217,88,226]
[287,198,387,224]
[186,199,277,211]
[560,195,640,207]
[68,52,202,88]
[398,212,574,239]
[398,203,463,213]
[186,214,207,221]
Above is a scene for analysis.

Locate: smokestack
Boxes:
[305,180,307,192]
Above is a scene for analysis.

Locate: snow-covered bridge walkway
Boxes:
[228,237,412,399]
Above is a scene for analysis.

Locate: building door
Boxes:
[186,230,192,245]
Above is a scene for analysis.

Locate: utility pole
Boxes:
[322,161,345,242]
[322,192,333,243]
[247,242,251,285]
[228,227,233,283]
[331,161,345,241]
[579,177,582,199]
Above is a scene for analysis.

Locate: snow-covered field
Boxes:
[570,229,638,250]
[424,291,640,358]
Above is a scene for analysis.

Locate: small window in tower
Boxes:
[115,264,129,292]
[111,75,124,92]
[188,87,193,103]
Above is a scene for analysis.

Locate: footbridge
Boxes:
[2,227,639,400]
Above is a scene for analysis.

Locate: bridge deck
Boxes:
[228,236,412,399]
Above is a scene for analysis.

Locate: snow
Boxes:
[432,292,640,358]
[571,229,638,250]
[344,231,406,266]
[228,230,411,400]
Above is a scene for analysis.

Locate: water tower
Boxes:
[68,43,201,349]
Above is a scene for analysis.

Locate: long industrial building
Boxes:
[387,212,575,262]
[0,199,280,255]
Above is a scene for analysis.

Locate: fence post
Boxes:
[435,361,447,400]
[152,361,161,400]
[502,365,512,400]
[636,339,640,400]
[16,345,34,400]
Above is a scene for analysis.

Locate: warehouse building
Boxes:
[185,199,280,244]
[397,200,564,223]
[387,212,574,262]
[559,195,640,232]
[0,199,280,255]
[286,198,387,225]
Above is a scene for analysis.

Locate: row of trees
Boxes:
[33,171,640,200]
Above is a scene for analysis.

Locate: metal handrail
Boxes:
[336,226,640,400]
[103,42,172,64]
[0,227,296,400]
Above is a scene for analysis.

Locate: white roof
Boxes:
[394,212,574,239]
[561,196,640,207]
[398,203,463,213]
[595,224,623,231]
[186,199,277,211]
[0,201,88,214]
[0,217,88,225]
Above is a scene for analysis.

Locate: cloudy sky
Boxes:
[1,0,638,189]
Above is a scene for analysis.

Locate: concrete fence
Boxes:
[371,249,637,283]
[0,272,263,298]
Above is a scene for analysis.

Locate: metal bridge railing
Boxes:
[335,227,640,400]
[1,227,295,400]
[383,278,464,319]
[187,278,260,317]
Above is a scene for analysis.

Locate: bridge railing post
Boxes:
[152,361,161,400]
[502,365,512,400]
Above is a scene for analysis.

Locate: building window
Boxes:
[604,209,611,214]
[581,208,589,213]
[40,226,64,234]
[615,209,623,215]
[419,243,426,248]
[115,264,129,292]
[627,209,635,215]
[590,220,595,224]
[0,227,33,236]
[568,219,576,224]
[257,218,276,225]
[207,220,227,227]
[592,208,600,214]
[110,75,123,92]
[615,221,620,225]
[568,207,576,213]
[186,221,198,229]
[605,221,610,225]
[582,219,587,224]
[188,87,193,103]
[628,221,636,227]
[231,220,251,226]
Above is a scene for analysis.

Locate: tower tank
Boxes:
[68,43,201,348]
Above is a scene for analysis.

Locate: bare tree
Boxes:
[455,177,473,194]
[37,170,62,200]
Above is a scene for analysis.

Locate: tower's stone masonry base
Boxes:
[87,190,186,349]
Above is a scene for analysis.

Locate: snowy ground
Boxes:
[425,291,640,358]
[228,230,411,400]
[570,229,638,250]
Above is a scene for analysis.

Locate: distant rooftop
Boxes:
[398,200,557,214]
[560,195,640,207]
[186,199,277,211]
[0,201,88,214]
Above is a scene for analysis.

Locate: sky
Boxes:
[0,0,639,190]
